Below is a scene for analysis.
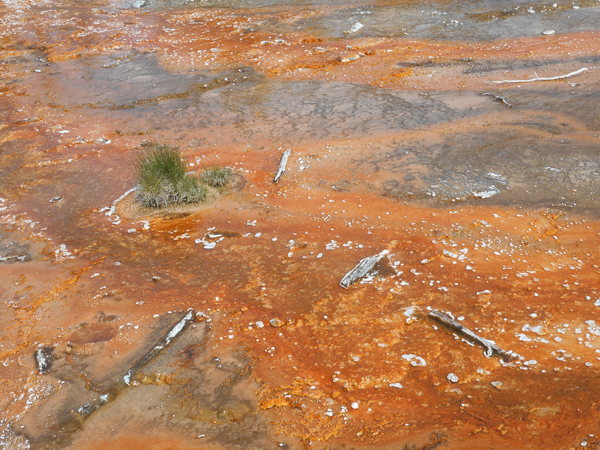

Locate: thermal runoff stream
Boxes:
[1,0,600,448]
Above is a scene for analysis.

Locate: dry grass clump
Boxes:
[134,144,207,208]
[201,165,231,188]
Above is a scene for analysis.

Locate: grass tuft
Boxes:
[201,165,231,188]
[134,144,207,208]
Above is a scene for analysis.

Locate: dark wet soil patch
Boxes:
[67,323,116,345]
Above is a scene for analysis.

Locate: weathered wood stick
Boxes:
[273,148,291,183]
[340,250,389,289]
[429,309,515,361]
[482,92,513,107]
[123,310,195,385]
[492,67,588,84]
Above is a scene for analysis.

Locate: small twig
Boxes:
[482,92,513,107]
[461,409,489,425]
[429,310,515,361]
[492,67,588,84]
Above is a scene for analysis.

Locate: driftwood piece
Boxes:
[273,149,291,183]
[492,67,588,84]
[340,250,389,289]
[34,346,53,374]
[482,92,513,107]
[429,309,515,361]
[123,310,195,385]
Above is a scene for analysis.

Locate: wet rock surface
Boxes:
[1,0,600,448]
[0,227,39,263]
[67,323,116,345]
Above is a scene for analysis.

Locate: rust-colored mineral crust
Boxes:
[2,0,600,448]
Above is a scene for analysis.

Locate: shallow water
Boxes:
[2,0,600,448]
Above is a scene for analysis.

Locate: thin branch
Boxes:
[492,67,589,84]
[429,309,515,361]
[482,92,513,107]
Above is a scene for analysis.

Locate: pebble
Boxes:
[351,402,359,409]
[270,318,284,327]
[447,373,459,383]
[542,30,555,35]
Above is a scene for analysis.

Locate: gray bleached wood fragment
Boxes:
[34,346,53,374]
[482,92,513,108]
[339,250,389,289]
[123,310,195,385]
[429,309,514,361]
[0,255,28,262]
[492,67,588,84]
[273,149,291,183]
[154,310,194,351]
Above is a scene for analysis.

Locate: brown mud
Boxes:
[1,0,600,448]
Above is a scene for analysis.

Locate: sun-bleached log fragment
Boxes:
[492,67,588,84]
[123,310,195,386]
[429,309,515,361]
[273,148,291,183]
[339,250,389,289]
